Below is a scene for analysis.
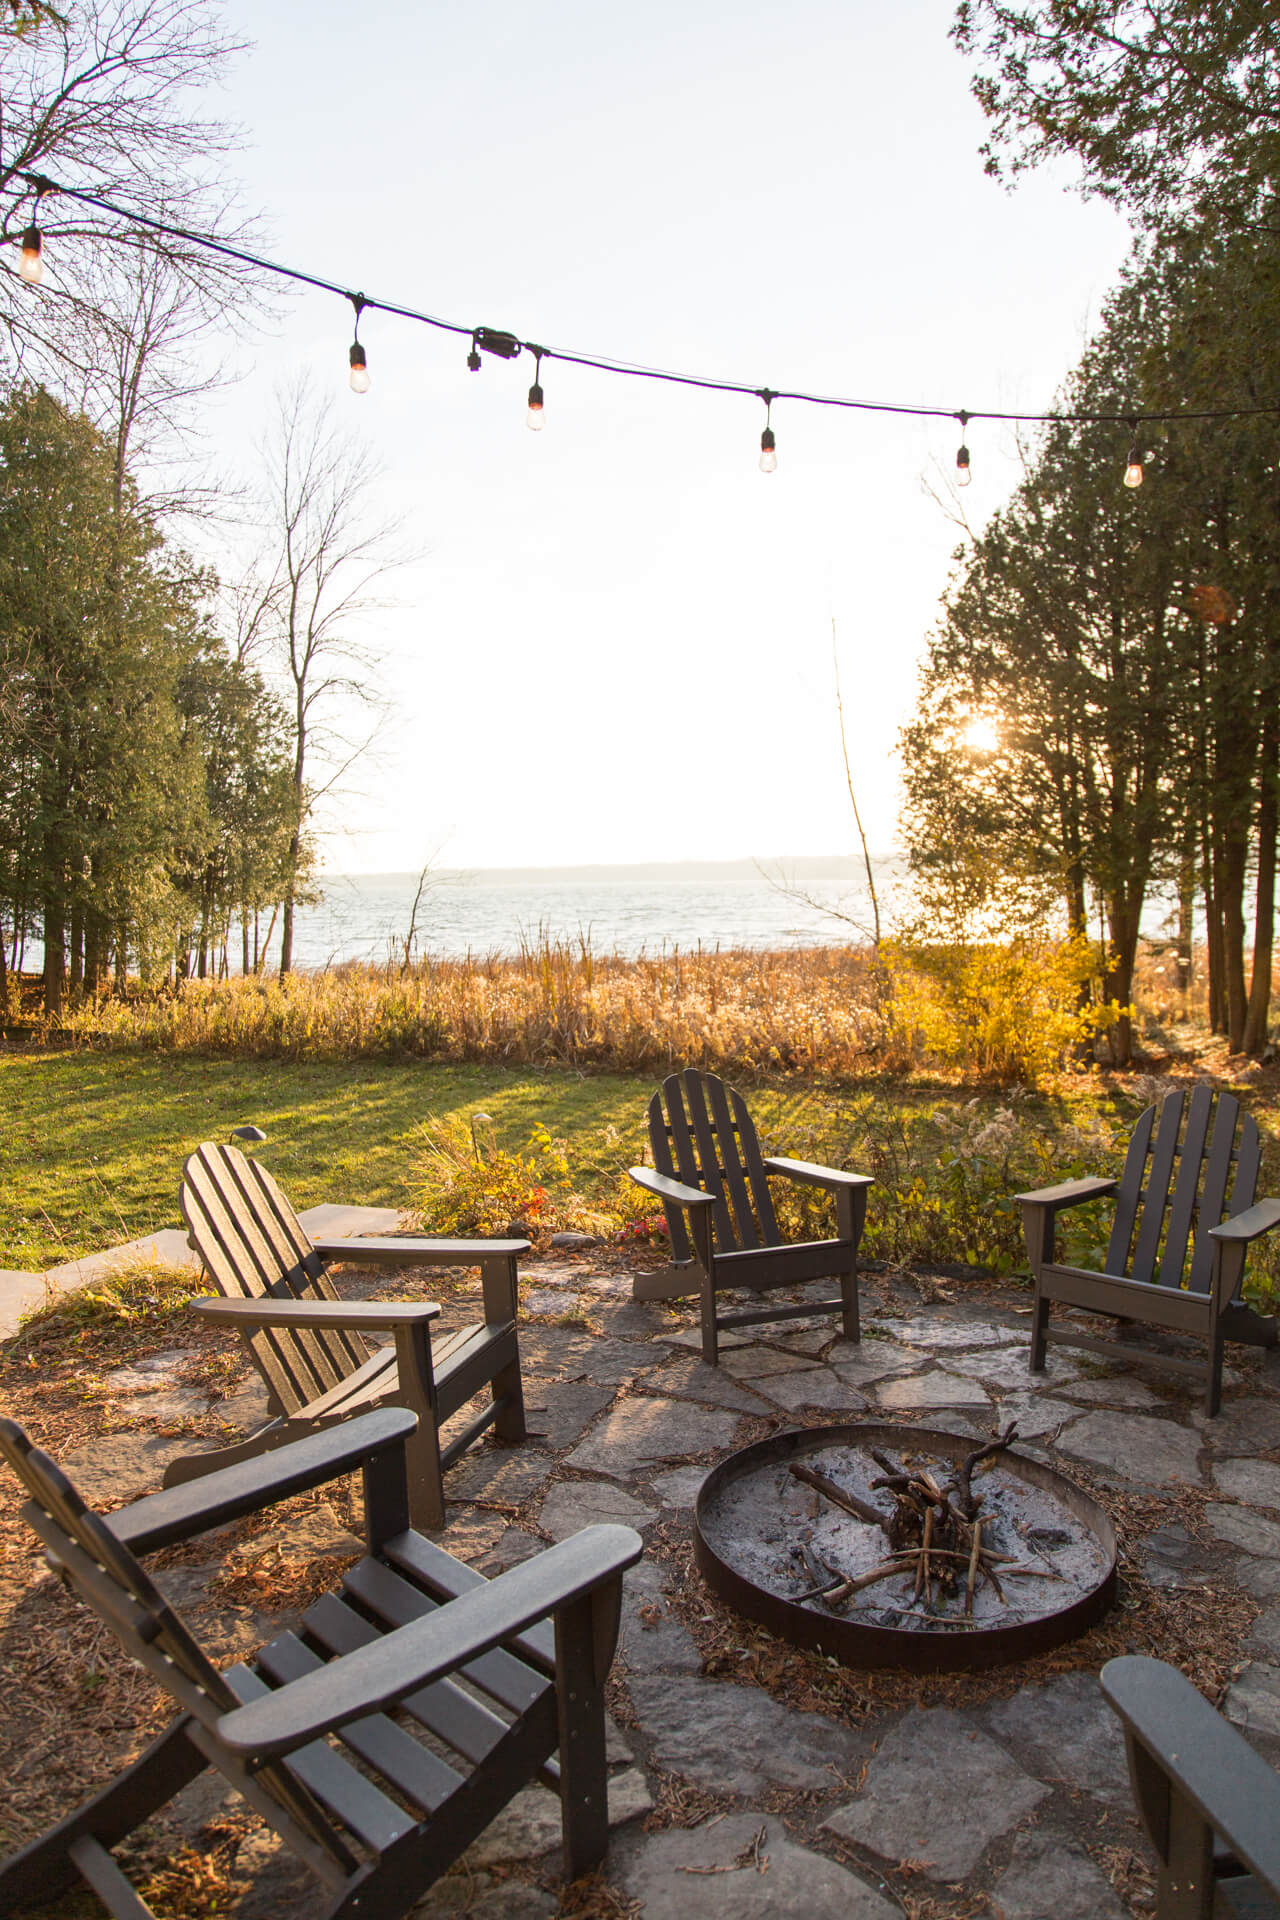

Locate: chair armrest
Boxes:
[763,1157,874,1192]
[628,1166,716,1210]
[1101,1654,1280,1896]
[314,1234,530,1265]
[106,1409,419,1555]
[1016,1177,1118,1209]
[218,1522,644,1758]
[1209,1198,1280,1244]
[190,1298,441,1333]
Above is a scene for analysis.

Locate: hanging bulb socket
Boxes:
[527,348,545,430]
[18,222,42,286]
[759,390,777,473]
[1124,419,1144,488]
[348,293,370,393]
[955,411,972,487]
[467,334,482,372]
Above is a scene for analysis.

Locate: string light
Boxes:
[348,294,370,393]
[18,181,48,285]
[955,411,971,487]
[759,391,777,473]
[527,347,545,430]
[16,169,1280,466]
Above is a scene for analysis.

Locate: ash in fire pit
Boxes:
[695,1423,1117,1672]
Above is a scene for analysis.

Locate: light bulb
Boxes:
[759,426,777,473]
[348,341,370,394]
[19,224,42,286]
[527,381,544,430]
[956,444,971,487]
[467,344,481,372]
[1124,443,1144,488]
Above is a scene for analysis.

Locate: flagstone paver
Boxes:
[823,1706,1051,1882]
[1205,1502,1280,1556]
[1214,1456,1280,1511]
[643,1355,776,1413]
[617,1559,702,1676]
[612,1814,900,1919]
[1062,1375,1163,1408]
[719,1344,824,1379]
[876,1368,993,1409]
[828,1337,923,1385]
[871,1316,1028,1349]
[1224,1660,1280,1739]
[629,1672,865,1794]
[990,1827,1129,1920]
[946,1345,1080,1394]
[537,1477,655,1538]
[985,1391,1083,1439]
[1057,1409,1205,1485]
[754,1367,870,1414]
[648,1464,709,1508]
[522,1378,614,1447]
[980,1672,1131,1804]
[565,1396,742,1475]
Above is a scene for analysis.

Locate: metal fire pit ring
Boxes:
[694,1422,1117,1673]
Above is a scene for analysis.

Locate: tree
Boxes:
[952,1,1280,231]
[243,380,406,977]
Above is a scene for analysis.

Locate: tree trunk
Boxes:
[1219,823,1250,1052]
[43,897,65,1018]
[280,824,299,977]
[68,903,84,1000]
[1244,704,1279,1054]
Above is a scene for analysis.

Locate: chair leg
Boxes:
[1030,1287,1050,1373]
[403,1409,447,1532]
[1205,1321,1226,1418]
[699,1274,719,1366]
[0,1719,206,1912]
[839,1259,860,1344]
[836,1188,863,1345]
[554,1587,615,1880]
[481,1255,526,1443]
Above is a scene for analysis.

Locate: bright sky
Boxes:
[202,0,1131,873]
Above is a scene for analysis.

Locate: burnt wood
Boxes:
[1017,1088,1279,1415]
[168,1141,530,1527]
[0,1409,641,1920]
[628,1067,872,1363]
[1102,1654,1280,1917]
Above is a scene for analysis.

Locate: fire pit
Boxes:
[694,1422,1117,1673]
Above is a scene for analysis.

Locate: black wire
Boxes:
[20,170,1280,431]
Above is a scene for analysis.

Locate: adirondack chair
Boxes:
[166,1141,528,1529]
[1018,1085,1279,1415]
[1102,1654,1280,1917]
[0,1408,642,1920]
[627,1067,873,1364]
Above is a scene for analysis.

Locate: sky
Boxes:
[196,0,1132,874]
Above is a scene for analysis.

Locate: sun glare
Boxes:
[962,716,999,752]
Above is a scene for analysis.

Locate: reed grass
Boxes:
[61,940,887,1077]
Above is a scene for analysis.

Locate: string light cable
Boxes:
[12,169,1280,465]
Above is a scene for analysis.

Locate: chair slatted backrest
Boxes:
[182,1143,372,1418]
[0,1417,354,1869]
[647,1069,781,1258]
[1104,1087,1260,1295]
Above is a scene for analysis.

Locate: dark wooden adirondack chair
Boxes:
[1018,1085,1279,1414]
[0,1408,642,1920]
[167,1141,528,1528]
[628,1067,873,1364]
[1102,1655,1280,1917]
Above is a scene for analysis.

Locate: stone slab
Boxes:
[1196,1397,1280,1455]
[1206,1503,1280,1558]
[871,1317,1027,1350]
[466,1769,652,1868]
[522,1287,582,1317]
[754,1367,870,1416]
[414,1876,556,1919]
[1224,1660,1280,1740]
[628,1674,861,1795]
[649,1465,709,1510]
[1214,1458,1280,1514]
[876,1369,993,1410]
[990,1827,1128,1920]
[1233,1554,1280,1599]
[988,1393,1083,1440]
[612,1814,899,1919]
[645,1356,775,1414]
[523,1378,613,1448]
[538,1477,655,1540]
[444,1446,556,1507]
[1248,1608,1280,1659]
[828,1338,923,1386]
[980,1672,1130,1805]
[618,1559,701,1676]
[823,1706,1050,1882]
[1061,1375,1162,1409]
[1058,1411,1204,1486]
[566,1397,741,1477]
[60,1430,216,1506]
[720,1344,823,1380]
[946,1347,1078,1394]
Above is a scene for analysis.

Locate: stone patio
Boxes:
[22,1248,1280,1916]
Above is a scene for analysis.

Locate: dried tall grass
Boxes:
[62,939,888,1077]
